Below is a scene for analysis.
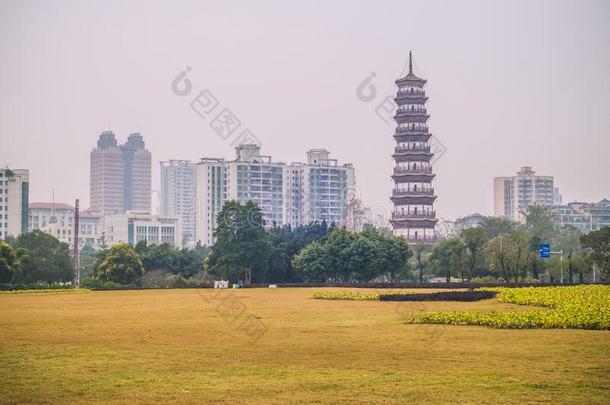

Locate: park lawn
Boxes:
[0,288,609,404]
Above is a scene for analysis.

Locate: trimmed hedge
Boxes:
[248,282,572,289]
[379,290,497,302]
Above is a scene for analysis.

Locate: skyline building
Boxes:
[29,202,74,231]
[160,160,197,247]
[103,211,182,248]
[0,168,29,240]
[90,131,151,215]
[195,145,355,246]
[389,52,438,243]
[493,166,555,220]
[552,199,610,234]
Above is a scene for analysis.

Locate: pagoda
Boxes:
[389,51,438,244]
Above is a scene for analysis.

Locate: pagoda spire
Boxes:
[408,51,413,74]
[390,55,437,244]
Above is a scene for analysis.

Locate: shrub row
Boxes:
[250,282,574,289]
[81,278,135,290]
[379,290,497,302]
[81,276,213,290]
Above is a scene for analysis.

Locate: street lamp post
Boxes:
[550,249,564,284]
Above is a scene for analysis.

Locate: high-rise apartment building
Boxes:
[195,145,355,246]
[493,166,554,220]
[160,160,197,247]
[389,52,438,243]
[0,168,29,240]
[90,131,151,214]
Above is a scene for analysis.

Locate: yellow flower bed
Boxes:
[407,285,610,330]
[312,291,379,301]
[0,288,90,295]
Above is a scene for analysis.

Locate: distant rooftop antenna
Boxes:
[50,189,57,224]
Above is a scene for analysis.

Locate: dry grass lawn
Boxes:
[1,288,609,404]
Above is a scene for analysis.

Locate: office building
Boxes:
[160,160,197,247]
[79,209,102,249]
[0,168,29,240]
[29,202,74,231]
[493,166,554,220]
[389,52,438,243]
[90,131,151,215]
[103,211,182,248]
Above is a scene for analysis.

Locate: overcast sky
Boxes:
[1,0,608,220]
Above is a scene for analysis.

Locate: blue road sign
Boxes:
[539,243,550,259]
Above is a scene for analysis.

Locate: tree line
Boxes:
[423,206,610,283]
[1,202,608,288]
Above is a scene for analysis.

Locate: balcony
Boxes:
[394,145,431,153]
[397,89,425,96]
[395,127,429,135]
[404,234,437,243]
[396,107,427,114]
[393,166,433,175]
[392,188,435,197]
[392,211,437,219]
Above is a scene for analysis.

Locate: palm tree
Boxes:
[479,216,517,240]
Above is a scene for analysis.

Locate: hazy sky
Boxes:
[1,0,608,220]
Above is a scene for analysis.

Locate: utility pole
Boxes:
[73,199,80,287]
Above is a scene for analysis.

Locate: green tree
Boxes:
[12,231,73,284]
[322,228,357,282]
[359,228,411,282]
[204,200,270,284]
[484,234,510,282]
[508,230,533,283]
[430,238,465,283]
[580,227,610,283]
[173,248,203,278]
[265,221,331,283]
[0,241,17,283]
[479,216,517,240]
[462,227,486,282]
[553,225,583,283]
[379,234,412,282]
[523,205,555,242]
[141,243,177,272]
[413,242,428,283]
[291,228,411,283]
[345,234,377,282]
[79,245,99,280]
[292,241,327,282]
[485,230,532,283]
[96,243,143,284]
